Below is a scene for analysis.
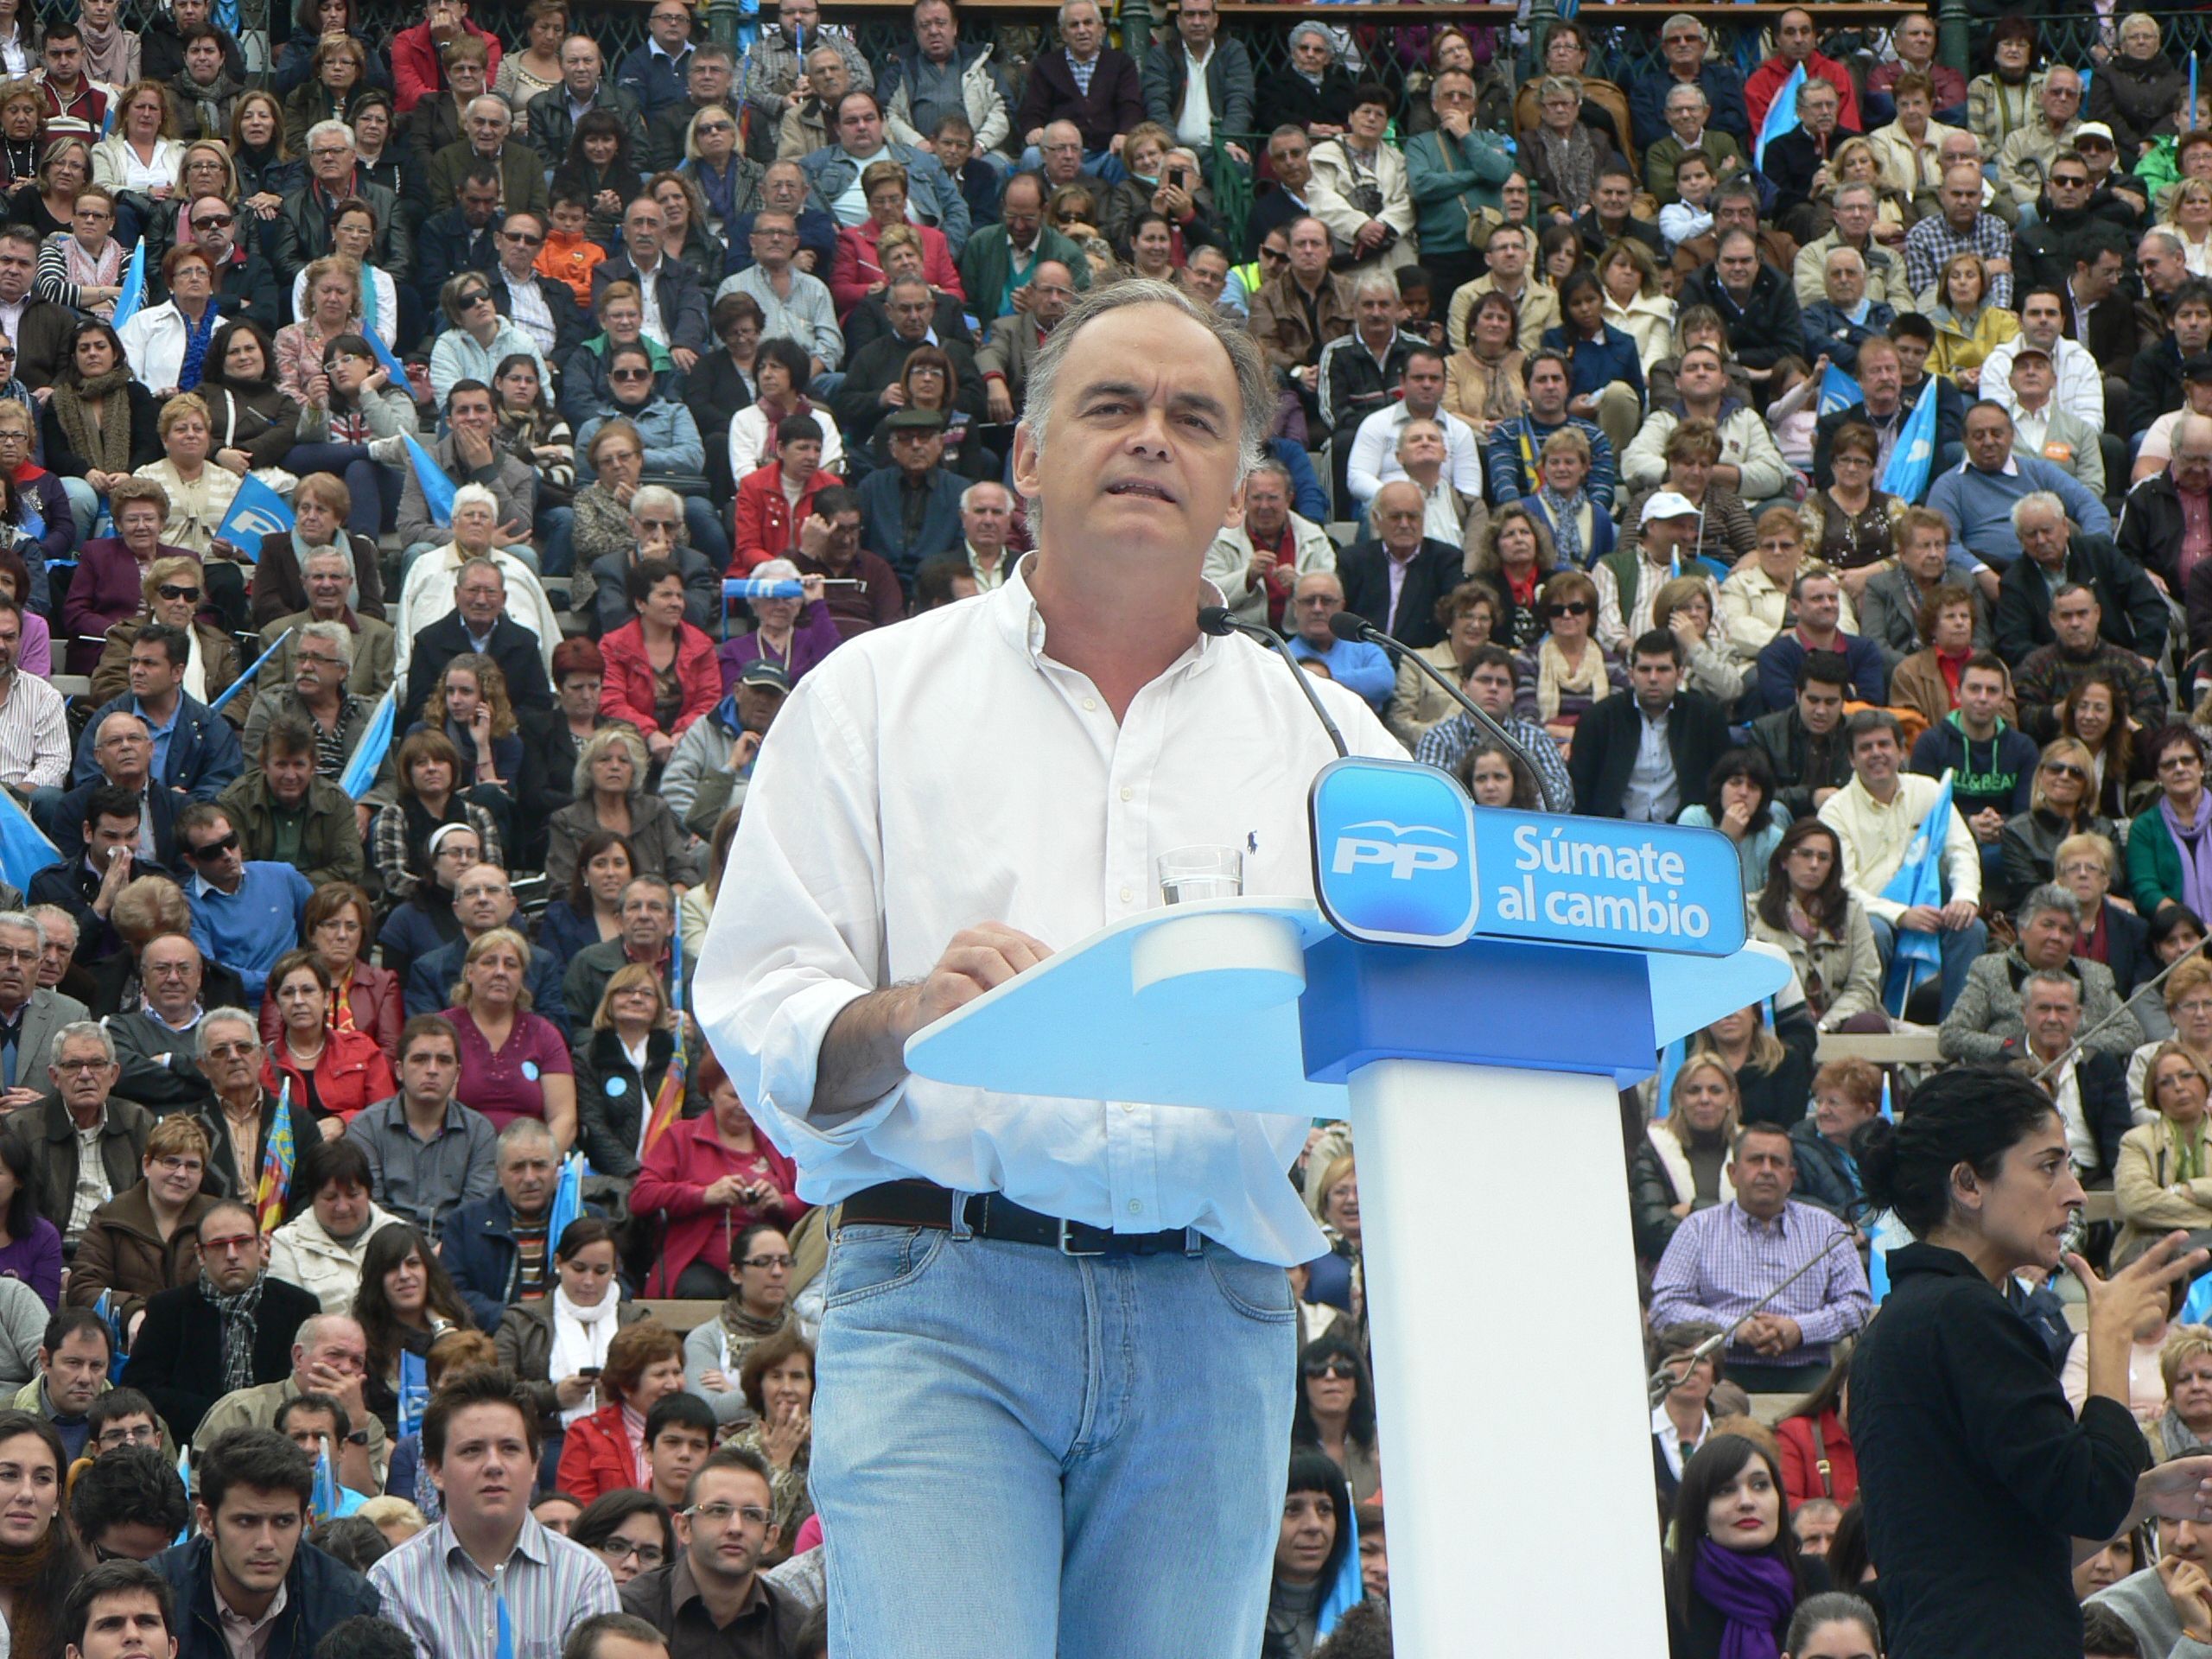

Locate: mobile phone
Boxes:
[579,1366,601,1378]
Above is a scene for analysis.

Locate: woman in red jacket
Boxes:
[827,162,965,319]
[260,882,403,1064]
[554,1319,688,1504]
[597,556,719,766]
[260,948,397,1129]
[1774,1357,1858,1510]
[630,1049,805,1297]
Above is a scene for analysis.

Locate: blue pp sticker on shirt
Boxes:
[606,1076,626,1097]
[521,1060,540,1081]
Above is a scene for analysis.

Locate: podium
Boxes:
[906,762,1791,1653]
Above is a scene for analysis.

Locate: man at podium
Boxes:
[697,278,1401,1657]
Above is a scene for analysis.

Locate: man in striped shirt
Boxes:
[0,594,68,798]
[370,1368,620,1659]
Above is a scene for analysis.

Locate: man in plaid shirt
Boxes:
[1904,163,2018,309]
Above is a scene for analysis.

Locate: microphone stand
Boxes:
[2031,936,2212,1085]
[1198,606,1348,757]
[1327,612,1553,785]
[1646,1230,1852,1406]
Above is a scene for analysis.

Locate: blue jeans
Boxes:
[814,1224,1295,1656]
[1869,912,1990,1017]
[285,442,398,537]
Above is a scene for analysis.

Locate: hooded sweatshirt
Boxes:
[1908,709,2039,821]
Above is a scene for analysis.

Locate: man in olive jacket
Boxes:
[214,718,367,892]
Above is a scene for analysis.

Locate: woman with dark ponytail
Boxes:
[1849,1065,2212,1659]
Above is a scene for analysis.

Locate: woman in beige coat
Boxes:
[2115,1040,2212,1257]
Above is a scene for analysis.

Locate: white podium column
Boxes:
[1346,1058,1668,1652]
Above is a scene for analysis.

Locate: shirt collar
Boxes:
[992,553,1227,682]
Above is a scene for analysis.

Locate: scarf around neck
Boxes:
[52,366,133,476]
[550,1287,620,1424]
[2164,787,2212,924]
[2164,1403,2212,1460]
[1535,634,1610,721]
[1537,486,1588,569]
[1690,1539,1796,1659]
[200,1268,267,1395]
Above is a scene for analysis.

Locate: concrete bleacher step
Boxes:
[632,1299,723,1336]
[49,675,91,701]
[1813,1030,1947,1066]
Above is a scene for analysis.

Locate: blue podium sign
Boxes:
[1311,760,1745,958]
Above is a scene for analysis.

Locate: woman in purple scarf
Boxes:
[2128,726,2212,920]
[1666,1436,1802,1659]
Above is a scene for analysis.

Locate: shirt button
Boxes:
[1119,887,1133,903]
[1120,786,1133,802]
[1083,696,1097,711]
[1122,1102,1135,1113]
[1128,1200,1143,1215]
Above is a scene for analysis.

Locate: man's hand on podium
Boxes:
[906,924,1054,1040]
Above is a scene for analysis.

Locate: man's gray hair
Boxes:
[1018,277,1273,514]
[454,554,504,594]
[498,1116,556,1155]
[2018,882,2083,930]
[306,118,354,153]
[1244,456,1293,493]
[467,95,511,125]
[299,618,354,671]
[29,905,76,950]
[51,1020,112,1065]
[630,484,682,522]
[2145,228,2188,261]
[0,912,45,951]
[1832,181,1875,209]
[1056,0,1101,24]
[2022,968,2083,1004]
[1350,268,1401,306]
[1662,12,1706,38]
[2009,490,2069,534]
[959,480,1012,513]
[1664,82,1707,110]
[197,1007,260,1058]
[451,483,499,521]
[1796,75,1837,109]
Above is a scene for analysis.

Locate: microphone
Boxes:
[1329,611,1550,786]
[1197,605,1347,758]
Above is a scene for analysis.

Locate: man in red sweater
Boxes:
[390,0,503,114]
[731,413,842,573]
[1746,7,1861,136]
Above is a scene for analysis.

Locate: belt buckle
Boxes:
[1058,1217,1107,1257]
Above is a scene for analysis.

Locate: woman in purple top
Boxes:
[0,1128,64,1310]
[716,560,840,694]
[442,926,575,1151]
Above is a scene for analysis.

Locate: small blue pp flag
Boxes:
[214,475,293,560]
[402,436,457,525]
[109,243,146,332]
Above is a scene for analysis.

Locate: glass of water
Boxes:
[1158,845,1243,905]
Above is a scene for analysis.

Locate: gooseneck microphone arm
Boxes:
[1329,611,1551,784]
[1197,606,1349,758]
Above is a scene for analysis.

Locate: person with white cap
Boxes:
[2001,343,2106,500]
[1593,489,1724,655]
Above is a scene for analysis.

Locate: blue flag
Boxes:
[214,475,293,556]
[339,687,397,798]
[1819,362,1863,418]
[402,435,457,525]
[1881,378,1941,502]
[544,1151,585,1247]
[362,326,410,387]
[2186,1264,2212,1326]
[1315,1500,1364,1638]
[1653,1036,1686,1119]
[1878,769,1956,1015]
[175,1446,194,1544]
[397,1348,429,1440]
[724,579,804,601]
[0,787,58,889]
[110,243,146,332]
[311,1444,340,1522]
[207,626,291,715]
[1756,64,1807,168]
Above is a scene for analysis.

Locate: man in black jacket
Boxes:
[1748,652,1855,818]
[1336,482,1459,648]
[1762,76,1859,239]
[2126,275,2212,437]
[1999,500,2167,661]
[1568,629,1732,820]
[121,1203,321,1443]
[486,208,588,363]
[1678,228,1802,380]
[2123,410,2212,603]
[156,1428,382,1659]
[400,607,555,732]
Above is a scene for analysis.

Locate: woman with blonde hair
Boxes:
[91,81,183,200]
[1652,574,1745,704]
[276,254,365,403]
[414,652,522,821]
[544,723,701,893]
[2171,177,2212,275]
[574,962,697,1182]
[13,137,90,242]
[2132,956,2212,1115]
[681,806,741,958]
[1924,251,2019,391]
[442,926,575,1142]
[2001,746,2119,892]
[133,391,240,557]
[2158,1325,2212,1459]
[86,551,243,710]
[1627,1057,1742,1261]
[1514,567,1622,748]
[1719,508,1844,665]
[1522,424,1612,570]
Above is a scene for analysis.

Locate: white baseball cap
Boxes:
[1640,490,1701,525]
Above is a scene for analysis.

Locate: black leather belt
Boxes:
[839,1179,1196,1256]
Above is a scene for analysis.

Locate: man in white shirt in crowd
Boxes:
[0,596,67,799]
[958,482,1016,592]
[1344,344,1480,511]
[699,278,1400,1657]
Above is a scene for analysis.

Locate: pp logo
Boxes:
[224,505,290,540]
[1308,758,1478,947]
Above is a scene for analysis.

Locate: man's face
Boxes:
[645,1421,711,1500]
[1797,678,1844,735]
[2011,353,2054,407]
[1287,219,1330,280]
[454,865,515,934]
[2176,423,2212,496]
[889,424,944,476]
[430,1403,532,1533]
[1663,23,1704,70]
[1852,728,1900,789]
[1355,289,1397,344]
[260,747,312,809]
[2024,982,2083,1052]
[679,1467,777,1584]
[458,179,499,227]
[561,37,601,96]
[1397,423,1445,474]
[2017,505,2069,568]
[0,241,32,306]
[1889,334,1929,383]
[1059,2,1100,54]
[0,923,33,1011]
[65,1590,173,1659]
[836,95,881,154]
[1000,180,1041,248]
[302,555,352,616]
[1796,577,1841,635]
[1824,253,1864,308]
[41,1325,108,1415]
[1593,174,1632,221]
[1177,0,1216,49]
[914,0,955,61]
[650,1,691,49]
[279,1407,341,1465]
[2052,590,2101,651]
[1487,226,1530,283]
[1675,351,1723,404]
[962,486,1012,552]
[1465,661,1514,719]
[465,99,507,156]
[1630,650,1680,710]
[1371,490,1423,555]
[2076,246,2124,303]
[2145,236,2190,296]
[1243,470,1287,539]
[620,882,674,956]
[2020,293,2063,350]
[1964,409,2013,470]
[888,284,933,341]
[1959,666,2011,734]
[42,37,79,81]
[196,1207,265,1294]
[454,559,504,630]
[690,54,731,102]
[308,130,354,188]
[2044,70,2082,123]
[1526,359,1568,421]
[1716,238,1757,293]
[1294,579,1344,645]
[1777,10,1815,60]
[1729,1131,1796,1217]
[1831,191,1873,242]
[1713,193,1758,237]
[624,200,664,266]
[1798,84,1838,136]
[1665,87,1707,142]
[400,1033,459,1108]
[500,1141,555,1213]
[1897,15,1935,60]
[139,938,200,1020]
[1942,170,1982,227]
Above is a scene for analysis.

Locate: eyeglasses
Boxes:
[2179,999,2212,1019]
[151,1155,204,1174]
[609,366,652,381]
[595,1540,665,1567]
[308,145,351,158]
[52,1057,109,1073]
[739,1253,795,1269]
[683,1503,773,1527]
[188,831,240,860]
[192,212,232,230]
[1545,601,1592,618]
[2043,761,2088,780]
[156,584,202,602]
[696,120,734,133]
[93,1425,158,1450]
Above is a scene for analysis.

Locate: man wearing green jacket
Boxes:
[1402,67,1514,309]
[955,170,1090,321]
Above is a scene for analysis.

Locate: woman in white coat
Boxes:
[90,80,188,201]
[1304,82,1418,278]
[265,1138,404,1315]
[1627,1056,1740,1262]
[117,245,226,399]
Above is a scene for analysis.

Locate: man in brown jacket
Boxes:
[1248,214,1355,417]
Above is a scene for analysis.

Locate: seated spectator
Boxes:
[441,928,574,1142]
[1866,559,1990,710]
[570,1489,675,1593]
[1930,403,2110,575]
[2059,669,2141,823]
[391,391,546,613]
[2132,725,2212,919]
[2114,1041,2212,1254]
[1765,76,1862,241]
[1909,649,2037,885]
[2055,830,2153,1002]
[351,1222,475,1439]
[1999,493,2165,669]
[177,802,310,1006]
[373,819,477,999]
[2001,744,2121,897]
[1775,1359,1858,1514]
[1757,565,1889,714]
[437,1117,563,1332]
[856,409,965,587]
[65,1109,214,1334]
[662,653,789,836]
[87,556,245,723]
[261,950,397,1141]
[1649,1317,1726,1520]
[545,724,702,896]
[1515,569,1624,752]
[216,715,366,892]
[595,556,717,768]
[1820,709,1988,1014]
[489,1215,643,1466]
[1940,883,2144,1066]
[256,883,397,1065]
[1282,571,1390,713]
[1649,1120,1872,1391]
[1677,228,1803,395]
[119,1198,321,1441]
[560,874,690,1032]
[1290,1331,1379,1506]
[264,1131,398,1318]
[1483,348,1613,512]
[1567,629,1730,823]
[345,1014,498,1243]
[2012,583,2166,742]
[1693,990,1819,1132]
[1722,509,1853,668]
[569,957,691,1181]
[1792,1059,1883,1217]
[554,1319,686,1505]
[1677,747,1791,895]
[1801,421,1904,600]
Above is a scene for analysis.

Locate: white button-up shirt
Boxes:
[697,556,1405,1264]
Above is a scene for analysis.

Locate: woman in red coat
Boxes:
[259,883,403,1063]
[827,163,965,319]
[598,556,719,766]
[1774,1357,1858,1510]
[553,1319,689,1504]
[260,949,397,1128]
[629,1050,805,1297]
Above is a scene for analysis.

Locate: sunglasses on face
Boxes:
[502,230,543,246]
[188,832,239,860]
[193,213,232,230]
[1546,601,1592,618]
[1302,1358,1358,1379]
[156,584,201,602]
[460,289,492,307]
